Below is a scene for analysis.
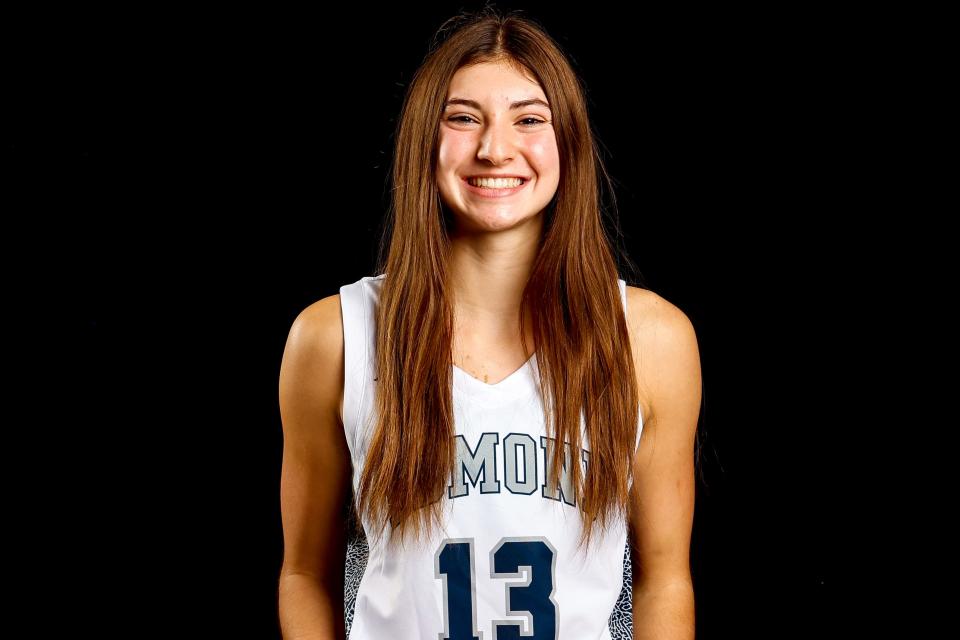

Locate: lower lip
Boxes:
[462,178,529,198]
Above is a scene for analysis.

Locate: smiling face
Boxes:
[436,60,561,234]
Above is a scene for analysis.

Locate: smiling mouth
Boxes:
[465,176,527,188]
[461,176,530,198]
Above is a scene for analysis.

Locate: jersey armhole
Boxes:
[339,279,368,458]
[620,278,645,493]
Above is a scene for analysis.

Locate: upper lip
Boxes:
[463,174,530,180]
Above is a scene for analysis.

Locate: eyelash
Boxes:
[447,115,547,127]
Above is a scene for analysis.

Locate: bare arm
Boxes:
[278,295,352,640]
[626,287,701,639]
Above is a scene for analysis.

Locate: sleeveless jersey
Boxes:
[339,274,643,640]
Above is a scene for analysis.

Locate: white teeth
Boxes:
[468,177,524,188]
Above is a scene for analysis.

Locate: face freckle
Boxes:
[435,60,561,233]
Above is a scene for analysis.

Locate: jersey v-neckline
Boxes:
[452,352,538,396]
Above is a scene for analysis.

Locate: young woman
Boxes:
[278,9,701,639]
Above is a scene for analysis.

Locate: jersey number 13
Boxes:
[435,536,558,640]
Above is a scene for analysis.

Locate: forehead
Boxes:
[446,61,547,105]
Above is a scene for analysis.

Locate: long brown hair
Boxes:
[356,8,645,556]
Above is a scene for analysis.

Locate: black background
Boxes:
[9,1,882,637]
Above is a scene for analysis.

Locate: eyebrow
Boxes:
[444,97,551,111]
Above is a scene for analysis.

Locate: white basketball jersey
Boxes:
[339,274,643,640]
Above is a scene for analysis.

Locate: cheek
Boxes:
[437,131,473,171]
[528,134,560,173]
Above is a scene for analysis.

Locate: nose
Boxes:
[476,121,515,165]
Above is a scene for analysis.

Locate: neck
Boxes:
[447,215,543,340]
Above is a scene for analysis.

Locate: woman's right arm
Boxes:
[278,295,351,640]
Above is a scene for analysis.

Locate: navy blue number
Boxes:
[436,537,557,640]
[491,538,557,640]
[436,540,481,640]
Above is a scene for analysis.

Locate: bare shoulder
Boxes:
[624,285,692,333]
[287,294,343,348]
[624,285,701,427]
[280,293,345,426]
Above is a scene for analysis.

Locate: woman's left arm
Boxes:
[625,287,702,640]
